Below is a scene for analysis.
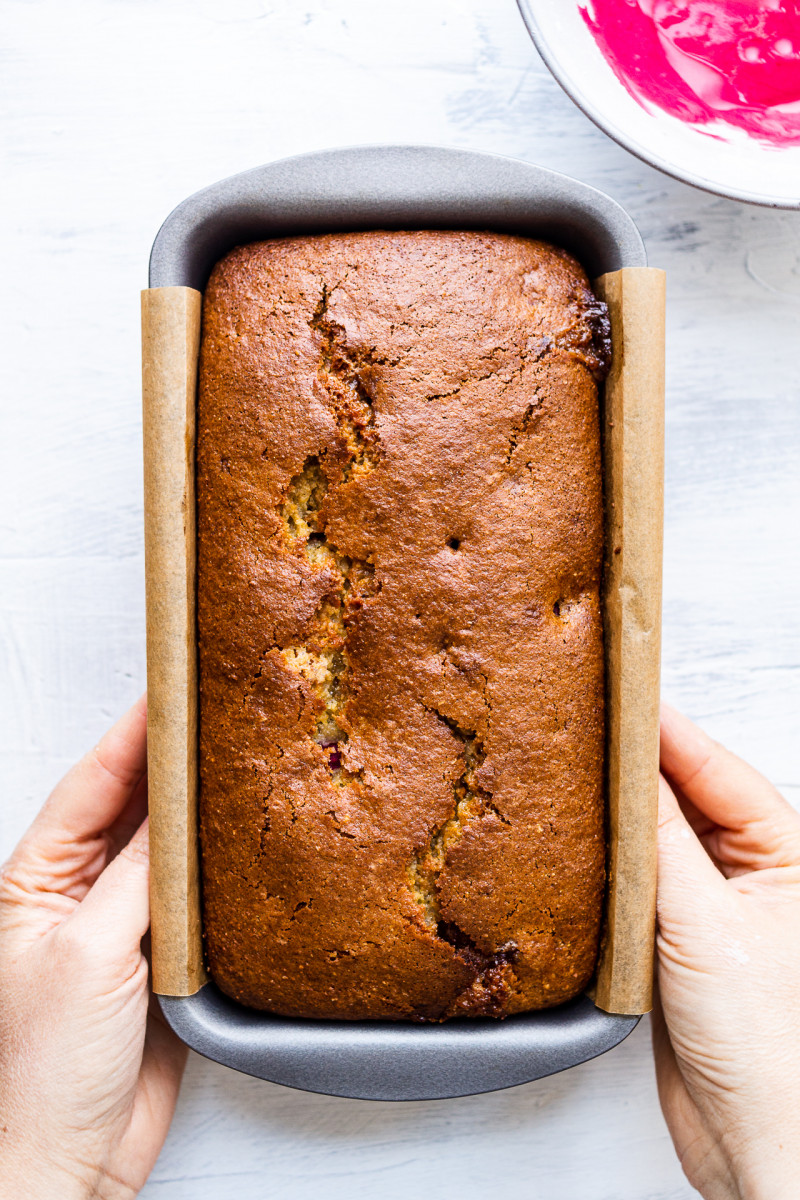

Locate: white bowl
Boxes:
[517,0,800,209]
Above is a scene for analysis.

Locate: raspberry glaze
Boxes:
[580,0,800,146]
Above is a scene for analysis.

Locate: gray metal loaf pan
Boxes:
[151,145,645,1101]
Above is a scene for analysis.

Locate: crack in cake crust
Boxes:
[310,284,380,481]
[279,455,377,783]
[407,710,517,1010]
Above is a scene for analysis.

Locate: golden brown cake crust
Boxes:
[196,230,607,1020]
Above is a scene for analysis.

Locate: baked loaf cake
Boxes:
[197,230,610,1020]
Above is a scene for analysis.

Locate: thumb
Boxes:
[657,776,727,927]
[70,818,151,962]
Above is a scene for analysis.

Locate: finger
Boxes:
[2,772,149,906]
[668,763,798,879]
[106,772,149,860]
[70,818,151,962]
[42,693,148,840]
[669,785,716,840]
[11,696,148,886]
[660,703,800,870]
[657,775,728,922]
[667,787,728,874]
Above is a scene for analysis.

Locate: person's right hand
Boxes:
[654,704,800,1200]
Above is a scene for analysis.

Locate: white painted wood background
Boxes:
[2,1,799,1196]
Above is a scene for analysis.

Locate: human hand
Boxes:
[654,703,800,1200]
[0,696,186,1199]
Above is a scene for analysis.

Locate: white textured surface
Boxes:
[2,1,799,1197]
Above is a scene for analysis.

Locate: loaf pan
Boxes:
[143,145,664,1101]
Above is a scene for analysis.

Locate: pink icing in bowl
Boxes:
[579,0,800,146]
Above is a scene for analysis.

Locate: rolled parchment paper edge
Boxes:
[593,267,665,1016]
[142,285,206,997]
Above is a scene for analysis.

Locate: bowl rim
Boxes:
[516,0,800,211]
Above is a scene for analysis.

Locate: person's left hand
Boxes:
[0,695,186,1200]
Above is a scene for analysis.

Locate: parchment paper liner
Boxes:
[142,267,665,1015]
[142,287,206,996]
